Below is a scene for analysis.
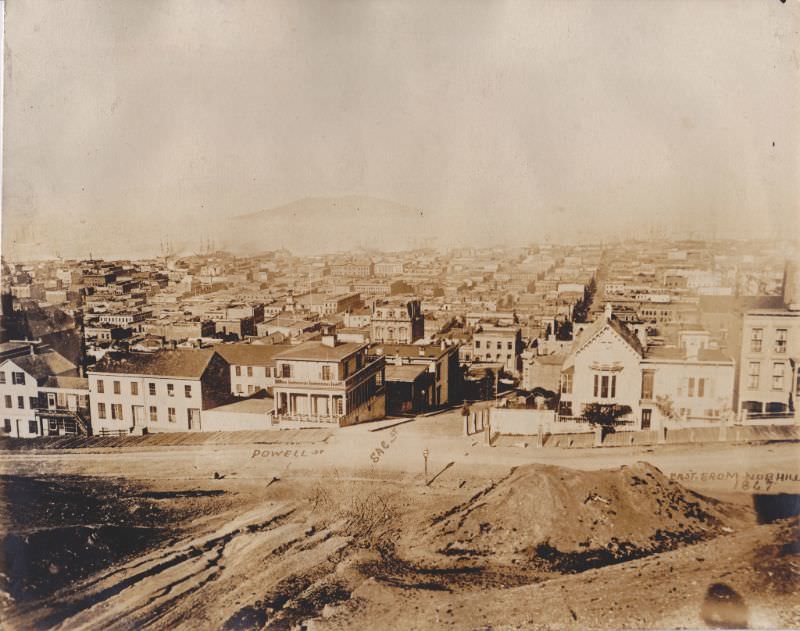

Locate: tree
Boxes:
[581,403,632,434]
[555,320,573,341]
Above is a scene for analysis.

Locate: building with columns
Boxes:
[272,326,385,427]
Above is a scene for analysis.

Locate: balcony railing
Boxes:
[274,357,384,389]
[273,413,341,424]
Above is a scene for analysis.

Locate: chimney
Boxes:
[321,323,337,348]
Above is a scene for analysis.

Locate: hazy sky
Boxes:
[2,0,799,258]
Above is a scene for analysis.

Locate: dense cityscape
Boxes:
[1,237,797,439]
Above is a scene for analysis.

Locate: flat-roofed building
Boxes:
[472,323,523,375]
[371,298,424,344]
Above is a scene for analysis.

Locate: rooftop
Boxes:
[91,349,219,378]
[215,343,288,367]
[385,364,428,383]
[43,375,90,390]
[373,342,450,359]
[643,346,733,363]
[2,350,77,381]
[207,397,274,415]
[274,340,365,362]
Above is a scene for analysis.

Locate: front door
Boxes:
[132,405,145,426]
[188,408,201,430]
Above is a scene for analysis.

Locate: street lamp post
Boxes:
[423,448,429,484]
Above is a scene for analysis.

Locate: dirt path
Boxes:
[1,435,798,630]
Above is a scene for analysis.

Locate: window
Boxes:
[321,365,332,381]
[131,382,138,396]
[561,373,573,394]
[98,402,107,419]
[697,378,705,398]
[775,329,788,353]
[247,366,253,377]
[558,401,573,417]
[247,384,254,394]
[29,397,38,409]
[12,372,25,385]
[149,382,156,396]
[97,379,105,394]
[113,380,121,395]
[149,406,158,422]
[3,419,10,433]
[28,420,38,434]
[4,395,10,408]
[235,365,242,377]
[773,362,785,390]
[168,407,176,423]
[641,370,654,400]
[475,340,481,349]
[750,328,763,352]
[167,383,174,397]
[236,384,243,393]
[0,373,5,384]
[184,385,192,398]
[496,341,502,350]
[748,362,760,389]
[595,375,616,399]
[111,404,123,420]
[17,396,24,409]
[641,409,652,429]
[507,341,513,350]
[688,378,695,398]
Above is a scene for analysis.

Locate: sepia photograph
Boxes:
[0,1,799,629]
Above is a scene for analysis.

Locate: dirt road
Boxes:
[1,419,798,630]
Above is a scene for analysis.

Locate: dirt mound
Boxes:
[423,462,752,569]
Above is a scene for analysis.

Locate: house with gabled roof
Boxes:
[88,349,231,435]
[0,348,88,438]
[558,304,735,430]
